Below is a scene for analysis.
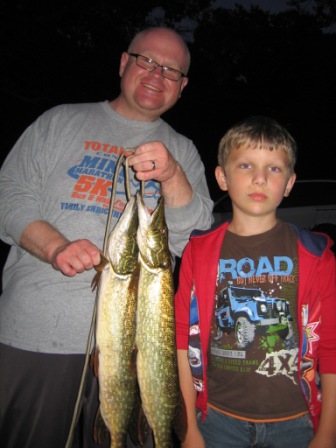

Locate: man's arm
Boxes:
[177,349,205,448]
[127,141,213,256]
[160,161,193,208]
[20,220,101,277]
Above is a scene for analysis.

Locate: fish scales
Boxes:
[136,194,179,448]
[96,196,139,448]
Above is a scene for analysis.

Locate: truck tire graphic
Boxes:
[235,317,256,348]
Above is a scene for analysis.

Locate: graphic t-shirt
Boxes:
[207,221,308,420]
[0,101,213,354]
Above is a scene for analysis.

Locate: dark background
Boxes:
[1,0,336,281]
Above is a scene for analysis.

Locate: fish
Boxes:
[135,193,180,448]
[94,195,140,448]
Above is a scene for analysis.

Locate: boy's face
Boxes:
[215,144,296,224]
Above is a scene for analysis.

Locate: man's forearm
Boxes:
[19,220,101,276]
[19,220,70,264]
[160,163,193,208]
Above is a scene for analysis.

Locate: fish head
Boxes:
[108,195,139,274]
[137,194,171,270]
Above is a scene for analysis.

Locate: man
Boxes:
[0,27,213,447]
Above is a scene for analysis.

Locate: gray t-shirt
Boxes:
[0,101,213,353]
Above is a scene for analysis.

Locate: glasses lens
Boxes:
[134,54,183,81]
[162,67,182,81]
[136,55,155,71]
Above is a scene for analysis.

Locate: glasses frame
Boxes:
[128,53,186,82]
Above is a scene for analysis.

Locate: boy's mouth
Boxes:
[249,193,267,201]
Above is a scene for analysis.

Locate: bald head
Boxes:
[128,27,190,75]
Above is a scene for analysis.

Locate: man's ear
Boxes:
[215,166,228,192]
[284,172,296,197]
[119,52,129,77]
[178,76,189,98]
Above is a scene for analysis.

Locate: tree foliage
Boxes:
[1,0,336,286]
[1,0,335,191]
[288,0,336,28]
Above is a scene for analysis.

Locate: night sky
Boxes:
[1,0,335,283]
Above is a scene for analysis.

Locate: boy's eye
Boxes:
[270,166,281,172]
[240,163,251,169]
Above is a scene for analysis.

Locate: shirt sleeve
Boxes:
[175,240,193,350]
[0,111,55,245]
[318,240,336,373]
[164,135,214,257]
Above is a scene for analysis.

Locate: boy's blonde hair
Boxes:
[218,116,297,172]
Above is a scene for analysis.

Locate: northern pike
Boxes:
[135,194,179,448]
[95,195,140,448]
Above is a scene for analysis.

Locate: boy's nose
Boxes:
[252,169,267,185]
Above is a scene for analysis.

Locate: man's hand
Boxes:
[126,141,192,207]
[51,239,101,277]
[126,141,178,183]
[20,220,101,277]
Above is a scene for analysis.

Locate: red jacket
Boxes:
[175,222,336,432]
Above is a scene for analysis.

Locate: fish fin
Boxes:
[91,254,109,291]
[129,346,138,373]
[93,407,109,444]
[127,384,142,445]
[94,253,109,272]
[173,392,188,443]
[138,406,153,447]
[90,347,99,378]
[91,272,101,292]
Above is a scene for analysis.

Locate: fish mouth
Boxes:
[137,195,170,269]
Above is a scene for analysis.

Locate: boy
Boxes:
[175,116,336,448]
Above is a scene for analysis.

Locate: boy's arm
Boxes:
[309,373,336,448]
[177,349,205,448]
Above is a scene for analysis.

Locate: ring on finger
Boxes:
[151,160,156,170]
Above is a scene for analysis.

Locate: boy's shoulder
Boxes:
[190,221,331,258]
[190,221,229,239]
[289,224,330,257]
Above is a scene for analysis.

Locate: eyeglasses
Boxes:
[128,53,186,82]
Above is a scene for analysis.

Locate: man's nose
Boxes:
[151,64,164,77]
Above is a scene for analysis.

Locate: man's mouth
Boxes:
[142,82,162,92]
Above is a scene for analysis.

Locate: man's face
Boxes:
[118,29,189,121]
